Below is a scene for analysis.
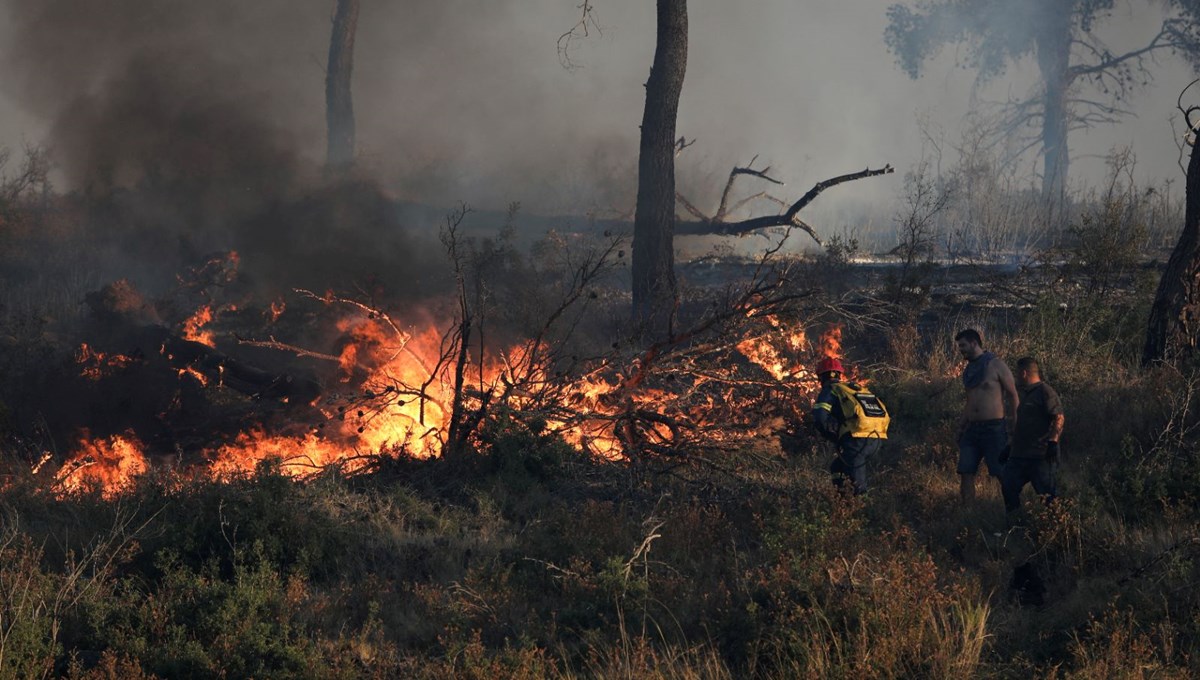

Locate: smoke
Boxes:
[1,0,318,187]
[0,0,451,297]
[0,0,1194,271]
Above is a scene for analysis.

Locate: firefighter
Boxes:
[811,357,890,494]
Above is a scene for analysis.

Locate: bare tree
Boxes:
[886,159,952,306]
[885,0,1200,210]
[632,0,688,333]
[0,145,51,226]
[1145,83,1200,366]
[567,3,888,330]
[326,0,360,174]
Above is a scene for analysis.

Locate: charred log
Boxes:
[85,281,321,404]
[153,328,322,404]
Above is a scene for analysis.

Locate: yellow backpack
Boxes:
[829,382,890,439]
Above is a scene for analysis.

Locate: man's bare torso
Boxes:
[965,358,1007,421]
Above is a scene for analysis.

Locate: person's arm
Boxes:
[996,360,1019,434]
[1041,386,1065,443]
[812,390,841,443]
[1046,413,1065,442]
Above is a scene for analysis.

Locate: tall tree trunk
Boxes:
[1035,9,1071,213]
[326,0,360,174]
[632,0,687,332]
[1144,134,1200,366]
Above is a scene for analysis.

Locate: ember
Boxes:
[76,343,136,381]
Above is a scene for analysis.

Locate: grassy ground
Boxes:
[2,293,1199,678]
[2,160,1198,676]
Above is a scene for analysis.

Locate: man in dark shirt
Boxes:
[1001,357,1065,516]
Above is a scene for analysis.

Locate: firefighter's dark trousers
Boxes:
[832,437,882,495]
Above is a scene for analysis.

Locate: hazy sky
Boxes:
[0,0,1193,222]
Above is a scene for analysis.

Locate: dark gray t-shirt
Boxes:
[1013,382,1063,458]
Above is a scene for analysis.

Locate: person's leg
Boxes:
[843,438,878,494]
[960,473,976,503]
[981,422,1009,484]
[830,450,853,493]
[958,429,983,503]
[1030,458,1057,504]
[1001,459,1030,514]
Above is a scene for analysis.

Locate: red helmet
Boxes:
[816,357,844,376]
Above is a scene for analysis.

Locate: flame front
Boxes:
[55,432,148,497]
[58,304,828,495]
[737,316,810,381]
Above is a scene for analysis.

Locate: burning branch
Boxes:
[571,229,820,459]
[233,336,342,363]
[294,288,416,365]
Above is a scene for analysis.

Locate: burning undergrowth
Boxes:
[1,216,849,498]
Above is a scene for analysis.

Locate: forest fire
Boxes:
[46,286,844,497]
[819,324,843,362]
[816,323,861,382]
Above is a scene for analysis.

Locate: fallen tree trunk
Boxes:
[150,327,322,403]
[84,280,321,405]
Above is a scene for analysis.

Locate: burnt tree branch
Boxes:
[675,164,894,241]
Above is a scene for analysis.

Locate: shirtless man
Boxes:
[954,329,1019,503]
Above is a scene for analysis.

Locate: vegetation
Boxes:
[3,300,1200,678]
[2,148,1200,679]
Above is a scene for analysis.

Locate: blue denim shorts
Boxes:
[958,419,1007,478]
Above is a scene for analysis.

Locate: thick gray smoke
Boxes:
[0,0,452,296]
[0,0,1194,266]
[1,0,314,189]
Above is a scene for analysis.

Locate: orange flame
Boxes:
[819,324,843,360]
[197,314,451,479]
[62,302,825,494]
[178,366,210,386]
[76,343,136,380]
[815,323,864,383]
[737,316,810,381]
[183,305,216,347]
[207,428,374,478]
[55,432,148,497]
